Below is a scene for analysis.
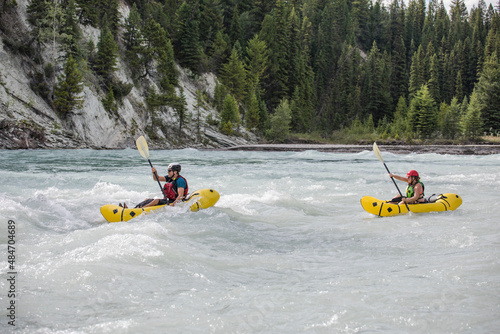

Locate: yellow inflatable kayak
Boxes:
[100,188,220,223]
[360,193,462,217]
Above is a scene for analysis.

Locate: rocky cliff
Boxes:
[0,0,257,149]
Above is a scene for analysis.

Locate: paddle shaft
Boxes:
[382,162,404,197]
[147,158,166,199]
[383,162,411,212]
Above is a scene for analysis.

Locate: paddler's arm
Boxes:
[171,187,184,206]
[389,173,408,183]
[152,167,166,182]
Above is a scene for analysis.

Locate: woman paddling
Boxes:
[388,170,425,205]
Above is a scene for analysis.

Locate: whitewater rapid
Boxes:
[0,149,499,333]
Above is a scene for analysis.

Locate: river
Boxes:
[0,148,499,333]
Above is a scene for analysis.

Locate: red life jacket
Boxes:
[163,175,188,201]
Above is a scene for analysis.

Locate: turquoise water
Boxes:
[0,149,499,333]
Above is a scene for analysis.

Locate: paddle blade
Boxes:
[373,142,384,163]
[136,136,149,159]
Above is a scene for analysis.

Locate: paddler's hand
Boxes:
[152,167,157,175]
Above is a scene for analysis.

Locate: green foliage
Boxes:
[175,1,203,74]
[94,27,118,78]
[22,0,500,143]
[219,94,240,135]
[27,0,56,45]
[391,96,409,138]
[474,53,500,132]
[245,90,260,130]
[439,98,462,139]
[220,48,247,103]
[266,98,291,142]
[174,88,188,133]
[461,89,484,140]
[54,55,84,117]
[408,85,438,138]
[102,89,117,114]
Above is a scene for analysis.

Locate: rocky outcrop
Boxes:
[0,0,258,149]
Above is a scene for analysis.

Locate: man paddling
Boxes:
[120,163,188,208]
[388,170,425,205]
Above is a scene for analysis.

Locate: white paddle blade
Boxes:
[136,136,149,159]
[373,142,384,163]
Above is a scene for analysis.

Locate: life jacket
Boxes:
[406,181,425,199]
[163,175,188,201]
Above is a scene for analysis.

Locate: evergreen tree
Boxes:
[220,48,247,103]
[175,88,188,135]
[266,98,292,142]
[123,3,145,80]
[102,88,117,114]
[246,90,260,130]
[54,55,84,117]
[245,35,269,94]
[408,45,425,98]
[210,30,230,74]
[391,96,409,138]
[428,53,440,101]
[194,90,205,141]
[475,53,500,132]
[408,84,437,138]
[449,0,469,44]
[175,1,202,74]
[60,0,81,58]
[461,89,484,140]
[94,26,118,78]
[219,93,240,135]
[27,0,56,45]
[440,97,461,138]
[363,42,392,125]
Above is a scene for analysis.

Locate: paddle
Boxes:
[136,136,166,198]
[373,142,411,212]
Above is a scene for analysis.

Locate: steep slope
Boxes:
[0,0,257,149]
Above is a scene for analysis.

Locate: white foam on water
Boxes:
[0,150,499,333]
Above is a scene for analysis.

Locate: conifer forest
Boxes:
[21,0,500,142]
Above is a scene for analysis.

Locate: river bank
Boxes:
[223,143,500,155]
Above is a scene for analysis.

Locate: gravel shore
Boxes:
[224,144,500,155]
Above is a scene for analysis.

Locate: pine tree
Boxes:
[246,90,260,130]
[363,42,392,125]
[266,98,291,142]
[408,84,437,138]
[219,94,240,135]
[27,0,56,45]
[461,89,484,140]
[102,88,117,114]
[220,48,247,103]
[175,88,188,135]
[60,0,81,58]
[428,53,440,101]
[391,96,409,138]
[123,3,145,80]
[54,55,84,117]
[474,53,500,132]
[440,97,461,138]
[449,0,469,44]
[176,1,202,74]
[94,26,118,78]
[409,45,425,98]
[245,35,269,94]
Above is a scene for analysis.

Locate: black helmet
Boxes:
[168,162,181,172]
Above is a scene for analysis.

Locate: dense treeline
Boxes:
[25,0,500,142]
